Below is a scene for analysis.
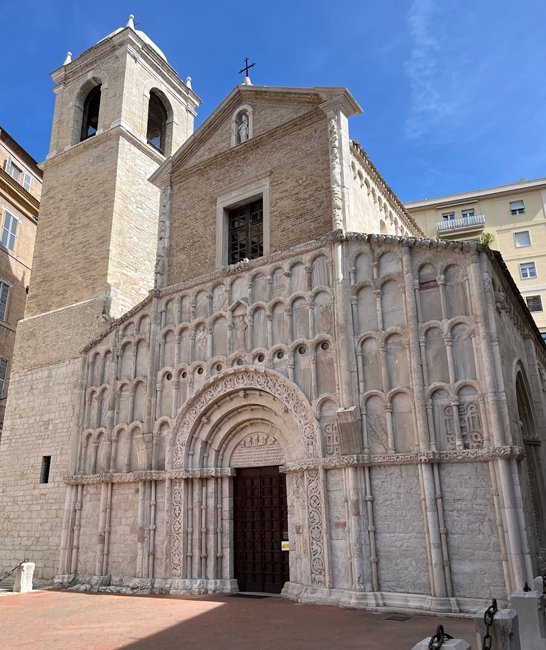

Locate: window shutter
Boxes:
[0,282,9,321]
[23,172,32,192]
[0,357,7,397]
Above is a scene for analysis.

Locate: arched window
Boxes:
[80,85,101,141]
[146,92,167,153]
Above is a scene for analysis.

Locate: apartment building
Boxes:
[406,178,546,340]
[0,127,41,434]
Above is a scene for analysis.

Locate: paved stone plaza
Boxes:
[0,590,475,649]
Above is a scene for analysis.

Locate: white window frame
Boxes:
[461,208,475,219]
[520,261,537,280]
[215,175,270,267]
[510,200,525,215]
[8,161,22,183]
[1,209,19,252]
[442,212,455,221]
[0,280,10,322]
[514,230,531,248]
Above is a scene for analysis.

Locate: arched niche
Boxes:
[163,330,175,368]
[294,344,312,400]
[361,337,382,392]
[385,333,409,390]
[290,263,307,294]
[271,302,288,345]
[365,395,388,454]
[252,273,269,303]
[378,251,400,276]
[381,280,405,329]
[231,104,254,146]
[252,307,268,349]
[425,327,449,385]
[391,392,415,453]
[313,291,333,335]
[451,323,476,381]
[316,340,336,396]
[418,264,442,322]
[357,285,378,333]
[291,297,309,340]
[311,255,330,288]
[318,398,339,456]
[355,252,373,283]
[135,340,149,377]
[445,264,469,318]
[77,81,102,143]
[195,291,209,321]
[159,372,173,418]
[194,323,207,361]
[212,316,228,357]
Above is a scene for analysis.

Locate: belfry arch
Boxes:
[167,368,327,593]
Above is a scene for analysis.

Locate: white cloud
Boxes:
[404,0,456,140]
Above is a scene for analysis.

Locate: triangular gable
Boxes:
[150,85,361,186]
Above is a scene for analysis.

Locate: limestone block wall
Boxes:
[0,358,81,581]
[348,142,420,237]
[53,234,546,613]
[168,110,332,284]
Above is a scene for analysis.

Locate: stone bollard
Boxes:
[412,638,470,649]
[511,589,546,650]
[13,562,35,593]
[475,606,520,650]
[412,625,470,650]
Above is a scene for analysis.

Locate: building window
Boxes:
[541,332,546,344]
[8,161,22,183]
[461,208,475,219]
[146,91,167,153]
[520,262,537,279]
[80,85,101,141]
[228,199,263,264]
[442,212,455,221]
[1,210,19,252]
[22,172,32,192]
[510,200,525,215]
[0,357,7,398]
[514,231,531,248]
[0,281,10,321]
[526,295,543,312]
[40,456,51,484]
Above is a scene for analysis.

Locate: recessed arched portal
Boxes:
[167,368,326,594]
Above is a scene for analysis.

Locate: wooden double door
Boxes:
[233,466,289,593]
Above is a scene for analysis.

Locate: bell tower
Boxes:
[0,17,199,582]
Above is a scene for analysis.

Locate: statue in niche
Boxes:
[238,113,249,143]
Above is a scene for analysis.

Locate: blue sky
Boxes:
[1,0,545,201]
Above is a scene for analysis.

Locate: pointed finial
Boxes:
[63,51,72,65]
[243,76,252,86]
[185,76,192,89]
[127,14,135,30]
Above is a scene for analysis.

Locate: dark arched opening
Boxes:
[146,92,167,153]
[80,85,101,141]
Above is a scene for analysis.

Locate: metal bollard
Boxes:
[13,562,35,593]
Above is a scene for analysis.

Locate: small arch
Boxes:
[80,84,101,142]
[146,90,169,154]
[231,104,254,146]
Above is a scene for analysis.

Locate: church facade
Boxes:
[1,20,546,614]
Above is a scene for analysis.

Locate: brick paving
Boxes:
[0,590,477,649]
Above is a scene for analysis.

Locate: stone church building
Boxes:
[1,18,545,614]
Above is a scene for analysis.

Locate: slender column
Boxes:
[385,404,395,454]
[444,336,455,383]
[346,467,366,591]
[432,464,453,597]
[58,485,78,575]
[148,295,162,470]
[375,290,383,330]
[102,482,113,576]
[96,482,108,575]
[307,300,314,339]
[136,481,146,577]
[450,399,464,449]
[438,275,447,319]
[148,481,157,579]
[364,466,379,592]
[186,479,193,579]
[489,461,512,596]
[70,484,83,574]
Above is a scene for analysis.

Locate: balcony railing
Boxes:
[436,213,485,233]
